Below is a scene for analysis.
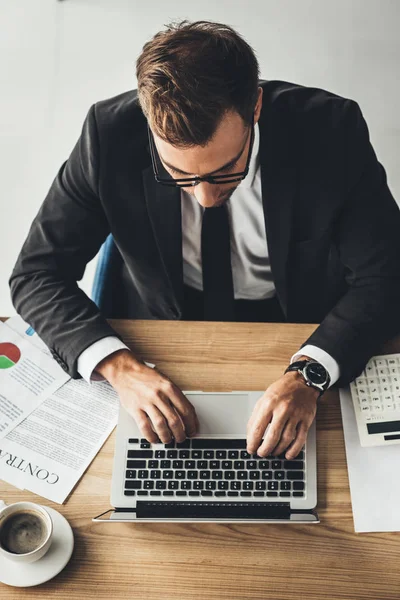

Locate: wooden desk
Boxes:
[1,318,400,600]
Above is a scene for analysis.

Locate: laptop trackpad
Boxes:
[185,392,260,436]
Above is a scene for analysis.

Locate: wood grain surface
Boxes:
[1,317,400,600]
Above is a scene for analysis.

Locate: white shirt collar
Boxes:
[237,121,260,190]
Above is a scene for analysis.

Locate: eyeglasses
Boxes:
[147,113,255,188]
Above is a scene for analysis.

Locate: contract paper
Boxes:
[0,321,70,440]
[339,386,400,532]
[0,378,120,503]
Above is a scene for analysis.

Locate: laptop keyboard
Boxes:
[124,438,305,499]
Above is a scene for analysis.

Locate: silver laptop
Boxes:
[93,391,319,523]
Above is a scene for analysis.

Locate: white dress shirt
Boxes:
[78,122,340,387]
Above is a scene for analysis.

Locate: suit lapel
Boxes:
[258,99,297,317]
[142,158,184,313]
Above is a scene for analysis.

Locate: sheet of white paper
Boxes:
[0,378,119,503]
[4,315,51,356]
[0,322,70,440]
[339,386,400,532]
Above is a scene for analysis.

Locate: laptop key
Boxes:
[233,461,244,470]
[247,460,258,469]
[293,492,305,497]
[176,491,187,496]
[144,481,154,489]
[140,441,151,448]
[230,481,241,490]
[192,439,246,449]
[187,470,198,479]
[172,460,183,469]
[240,451,251,459]
[126,470,136,479]
[184,460,196,469]
[155,450,166,459]
[280,481,291,490]
[193,481,204,490]
[237,471,248,480]
[148,460,159,469]
[279,492,291,497]
[201,491,213,496]
[165,441,175,448]
[138,470,149,478]
[227,492,239,496]
[259,460,270,469]
[156,481,167,489]
[218,481,228,489]
[181,481,191,489]
[254,492,264,497]
[256,481,266,490]
[163,491,174,496]
[125,480,141,489]
[167,450,178,458]
[198,461,208,469]
[127,460,146,469]
[284,461,304,470]
[150,470,161,479]
[287,471,304,480]
[128,450,152,458]
[163,470,174,479]
[211,471,223,480]
[216,451,227,459]
[210,460,220,469]
[204,451,214,459]
[175,470,185,479]
[249,471,260,480]
[205,481,216,490]
[274,471,285,480]
[224,471,235,480]
[228,451,239,459]
[189,491,200,496]
[179,450,190,458]
[150,491,161,496]
[192,450,202,459]
[240,492,251,497]
[200,470,211,479]
[266,492,278,497]
[160,460,171,469]
[137,490,148,495]
[176,439,191,448]
[168,481,179,489]
[124,491,136,495]
[261,471,273,480]
[272,460,282,469]
[268,481,278,490]
[222,461,233,469]
[215,492,226,497]
[293,481,305,490]
[128,438,139,444]
[243,481,254,491]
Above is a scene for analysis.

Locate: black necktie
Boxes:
[201,204,235,321]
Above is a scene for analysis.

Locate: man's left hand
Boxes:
[246,365,320,460]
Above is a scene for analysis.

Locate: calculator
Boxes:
[349,353,400,447]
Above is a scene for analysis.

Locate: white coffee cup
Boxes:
[0,500,53,564]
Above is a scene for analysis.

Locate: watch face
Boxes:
[305,362,327,385]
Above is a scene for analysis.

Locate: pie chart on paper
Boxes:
[0,343,21,369]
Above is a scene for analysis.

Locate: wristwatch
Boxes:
[284,359,331,398]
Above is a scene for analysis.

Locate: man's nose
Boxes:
[193,181,220,208]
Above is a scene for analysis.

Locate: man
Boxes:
[9,20,400,461]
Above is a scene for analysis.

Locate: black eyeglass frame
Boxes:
[147,113,255,187]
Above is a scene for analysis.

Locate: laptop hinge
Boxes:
[136,501,291,520]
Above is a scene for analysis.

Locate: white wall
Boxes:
[1,0,399,315]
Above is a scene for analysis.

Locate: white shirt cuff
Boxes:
[77,336,155,384]
[290,344,340,388]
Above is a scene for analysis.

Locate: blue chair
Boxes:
[91,234,124,318]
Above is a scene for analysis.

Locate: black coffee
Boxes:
[0,510,48,554]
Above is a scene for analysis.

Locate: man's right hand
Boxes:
[95,349,199,444]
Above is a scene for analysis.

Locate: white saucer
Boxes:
[0,505,74,587]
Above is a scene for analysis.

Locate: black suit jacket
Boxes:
[9,79,400,387]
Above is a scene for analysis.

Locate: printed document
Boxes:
[0,378,120,503]
[0,321,70,440]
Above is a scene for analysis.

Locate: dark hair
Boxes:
[136,19,260,147]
